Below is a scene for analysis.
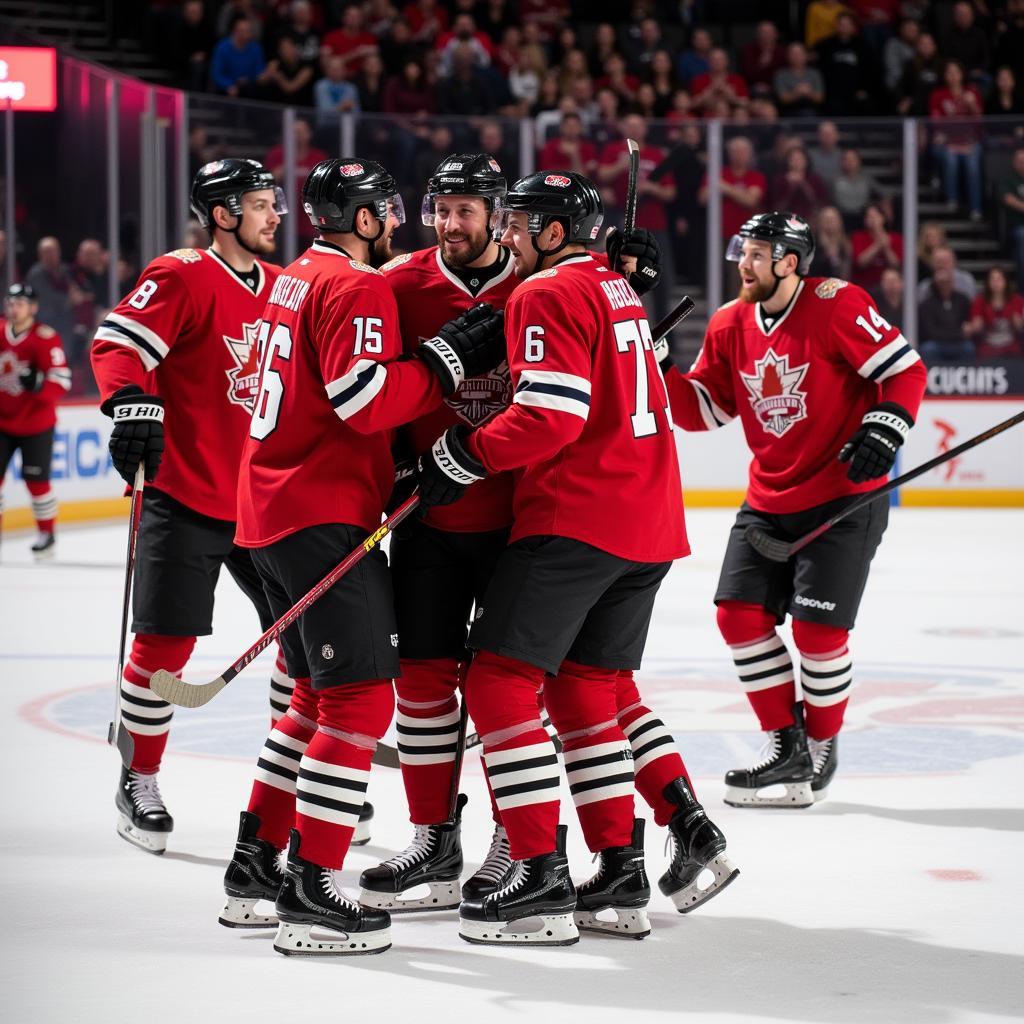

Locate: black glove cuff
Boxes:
[863,402,913,443]
[107,388,165,424]
[431,426,487,485]
[418,336,464,396]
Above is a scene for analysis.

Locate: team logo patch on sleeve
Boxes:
[223,320,263,410]
[445,362,512,426]
[381,252,413,272]
[815,278,849,299]
[348,260,382,275]
[530,268,559,280]
[740,348,809,437]
[167,248,203,264]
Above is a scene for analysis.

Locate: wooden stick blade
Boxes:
[108,721,135,768]
[150,668,226,709]
[744,525,794,563]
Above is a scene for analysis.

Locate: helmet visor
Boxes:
[386,192,406,226]
[725,234,746,263]
[420,193,435,227]
[271,185,289,217]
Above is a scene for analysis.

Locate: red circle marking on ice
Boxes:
[926,869,983,882]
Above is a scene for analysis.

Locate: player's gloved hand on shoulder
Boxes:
[838,401,913,483]
[103,384,165,484]
[418,302,505,396]
[606,226,661,295]
[18,367,44,393]
[416,425,487,509]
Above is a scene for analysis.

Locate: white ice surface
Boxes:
[1,508,1023,1024]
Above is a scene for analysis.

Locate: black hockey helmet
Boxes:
[189,158,286,228]
[422,152,507,226]
[5,282,37,302]
[302,158,405,238]
[726,211,816,275]
[493,170,605,248]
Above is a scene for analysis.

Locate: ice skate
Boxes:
[219,811,284,928]
[351,800,374,846]
[30,532,55,560]
[359,794,466,912]
[115,766,173,854]
[574,818,651,939]
[461,822,512,900]
[274,830,391,957]
[459,825,579,946]
[660,778,739,912]
[724,703,814,808]
[810,735,838,802]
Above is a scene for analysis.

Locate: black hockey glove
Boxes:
[418,303,505,396]
[606,226,662,295]
[104,384,165,485]
[19,366,44,393]
[386,457,418,515]
[416,425,487,509]
[838,402,913,483]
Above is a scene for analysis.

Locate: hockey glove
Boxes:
[417,425,487,509]
[418,303,506,396]
[386,457,418,515]
[606,226,662,295]
[838,402,913,483]
[19,367,44,393]
[104,384,165,485]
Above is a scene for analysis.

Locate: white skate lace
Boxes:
[809,737,833,773]
[491,859,527,900]
[473,826,511,884]
[382,825,435,871]
[318,869,360,911]
[129,772,167,814]
[749,731,782,771]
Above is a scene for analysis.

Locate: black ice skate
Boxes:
[115,766,173,854]
[274,829,391,956]
[359,794,466,912]
[461,822,512,900]
[724,702,814,808]
[660,778,739,912]
[459,824,579,946]
[219,811,284,928]
[574,818,651,939]
[30,531,55,560]
[810,735,838,802]
[352,800,374,846]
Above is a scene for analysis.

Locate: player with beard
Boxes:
[656,212,926,808]
[221,159,507,956]
[90,159,308,856]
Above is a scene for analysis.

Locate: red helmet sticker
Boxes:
[544,175,571,187]
[340,163,364,177]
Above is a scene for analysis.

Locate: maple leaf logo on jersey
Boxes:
[446,361,512,427]
[223,320,262,410]
[0,350,25,396]
[740,348,809,438]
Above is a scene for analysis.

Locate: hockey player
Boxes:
[90,159,312,855]
[417,172,731,945]
[0,283,71,559]
[658,212,927,807]
[221,158,506,956]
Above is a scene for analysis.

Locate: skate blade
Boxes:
[116,814,168,855]
[459,912,579,946]
[31,547,56,562]
[670,855,740,914]
[812,784,830,803]
[350,819,372,846]
[273,921,391,956]
[574,906,650,939]
[724,781,813,808]
[359,879,460,913]
[218,895,279,929]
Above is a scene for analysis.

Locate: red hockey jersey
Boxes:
[467,253,688,564]
[665,277,928,513]
[0,320,70,435]
[384,245,519,533]
[91,247,279,521]
[236,240,444,547]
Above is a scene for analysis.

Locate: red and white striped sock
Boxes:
[268,645,296,726]
[26,480,56,533]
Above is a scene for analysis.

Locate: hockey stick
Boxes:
[623,137,640,239]
[447,698,470,820]
[746,407,1024,563]
[107,465,145,768]
[149,494,422,709]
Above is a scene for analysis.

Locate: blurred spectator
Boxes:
[517,0,569,43]
[438,44,498,114]
[897,31,942,115]
[356,53,388,113]
[805,0,852,49]
[183,220,208,250]
[539,111,597,174]
[167,0,215,91]
[210,15,266,97]
[282,1,322,66]
[676,27,713,87]
[770,146,829,222]
[810,205,852,279]
[851,202,904,289]
[917,246,978,302]
[929,60,984,219]
[188,124,218,180]
[383,58,436,115]
[478,122,515,173]
[624,18,664,76]
[747,96,781,153]
[918,252,975,362]
[740,20,786,94]
[810,120,842,186]
[852,0,899,53]
[700,135,766,241]
[261,34,316,106]
[654,120,705,280]
[322,6,379,75]
[965,267,1024,358]
[774,43,825,116]
[818,13,875,116]
[834,148,887,230]
[558,49,590,95]
[364,0,398,39]
[646,51,678,117]
[916,221,948,280]
[413,124,455,195]
[938,1,990,77]
[999,147,1024,288]
[315,54,361,126]
[404,0,448,46]
[508,43,547,111]
[215,0,263,39]
[884,17,919,97]
[690,48,749,113]
[588,23,621,79]
[26,238,77,349]
[874,267,904,326]
[994,0,1024,71]
[596,53,639,107]
[478,0,513,43]
[381,18,423,69]
[667,88,696,125]
[265,119,328,244]
[986,66,1024,117]
[69,239,107,359]
[436,14,495,76]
